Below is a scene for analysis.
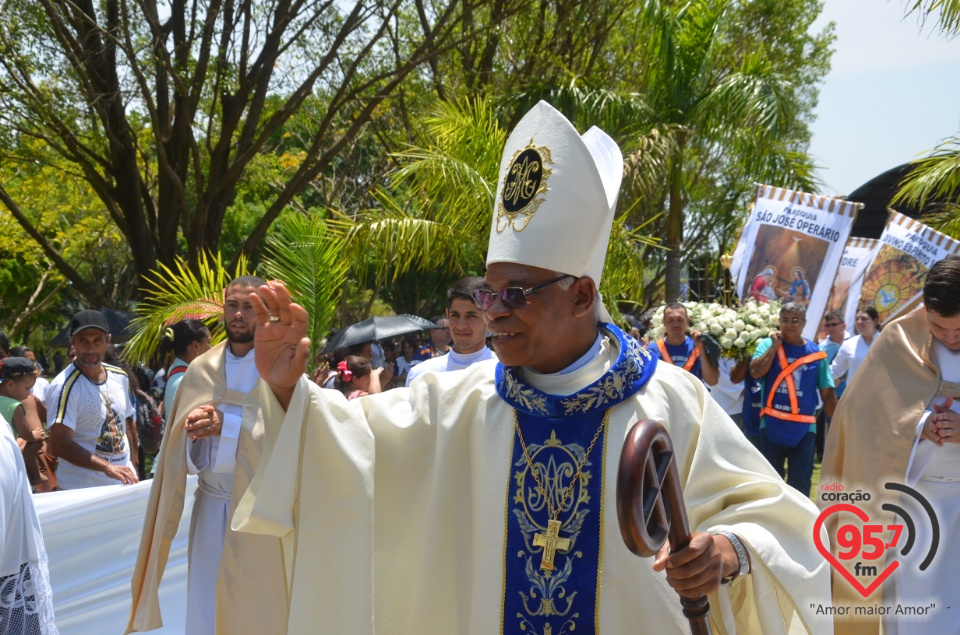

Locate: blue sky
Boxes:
[808,0,960,195]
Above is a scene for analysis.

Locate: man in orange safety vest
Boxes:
[647,302,719,386]
[749,301,837,495]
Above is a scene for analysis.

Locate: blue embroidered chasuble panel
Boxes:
[495,325,656,635]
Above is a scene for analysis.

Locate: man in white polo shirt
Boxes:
[406,276,496,385]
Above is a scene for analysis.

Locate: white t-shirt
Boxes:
[46,363,135,489]
[830,334,874,386]
[709,357,744,416]
[31,376,50,406]
[405,346,496,386]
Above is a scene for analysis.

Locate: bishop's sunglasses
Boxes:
[472,274,574,311]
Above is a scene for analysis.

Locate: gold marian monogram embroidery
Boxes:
[515,416,608,571]
[496,140,552,233]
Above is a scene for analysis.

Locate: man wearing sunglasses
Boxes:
[405,276,495,386]
[815,310,848,461]
[235,102,830,634]
[818,311,849,398]
[412,316,452,363]
[749,302,837,496]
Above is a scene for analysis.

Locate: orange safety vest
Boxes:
[761,346,827,424]
[656,338,700,372]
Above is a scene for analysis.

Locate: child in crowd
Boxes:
[0,357,56,491]
[334,355,385,400]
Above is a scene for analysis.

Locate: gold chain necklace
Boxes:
[514,409,609,571]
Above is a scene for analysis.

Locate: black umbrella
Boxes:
[48,308,138,348]
[321,315,436,354]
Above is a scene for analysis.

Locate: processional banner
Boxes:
[822,236,879,324]
[844,210,960,327]
[730,184,860,341]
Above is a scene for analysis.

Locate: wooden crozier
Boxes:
[616,419,712,635]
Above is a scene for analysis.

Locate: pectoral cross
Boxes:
[533,519,571,571]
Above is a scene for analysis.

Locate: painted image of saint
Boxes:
[743,225,829,307]
[750,266,778,303]
[788,267,811,306]
[95,402,126,456]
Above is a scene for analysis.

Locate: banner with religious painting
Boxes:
[730,184,860,341]
[844,210,960,327]
[821,236,879,325]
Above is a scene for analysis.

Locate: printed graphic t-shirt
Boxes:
[47,363,135,489]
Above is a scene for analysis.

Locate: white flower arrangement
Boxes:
[646,299,782,361]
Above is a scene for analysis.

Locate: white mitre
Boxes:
[486,100,623,286]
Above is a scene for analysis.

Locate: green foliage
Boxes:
[601,216,661,309]
[894,136,960,209]
[893,136,960,239]
[0,0,477,296]
[893,4,960,240]
[0,0,835,320]
[123,253,253,365]
[907,0,960,35]
[261,213,349,369]
[609,0,831,302]
[0,137,135,329]
[329,99,506,293]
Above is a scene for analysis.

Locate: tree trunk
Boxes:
[663,138,685,301]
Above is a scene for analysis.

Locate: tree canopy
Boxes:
[0,0,837,341]
[0,0,483,297]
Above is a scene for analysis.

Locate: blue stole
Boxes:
[495,324,656,634]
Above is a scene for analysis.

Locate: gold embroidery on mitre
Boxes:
[496,139,553,233]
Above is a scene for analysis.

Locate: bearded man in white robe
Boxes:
[127,277,286,634]
[235,101,833,634]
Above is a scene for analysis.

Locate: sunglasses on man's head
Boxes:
[472,274,574,311]
[824,322,841,327]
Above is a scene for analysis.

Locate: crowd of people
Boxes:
[3,100,959,635]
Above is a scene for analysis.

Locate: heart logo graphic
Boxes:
[813,503,899,598]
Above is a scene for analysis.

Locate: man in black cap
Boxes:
[47,309,139,488]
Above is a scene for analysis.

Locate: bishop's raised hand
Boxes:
[250,282,311,409]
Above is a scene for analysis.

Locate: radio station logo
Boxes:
[814,482,939,598]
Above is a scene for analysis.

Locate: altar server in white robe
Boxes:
[235,101,833,634]
[1,415,58,635]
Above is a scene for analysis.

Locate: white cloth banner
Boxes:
[822,236,879,322]
[844,210,960,327]
[34,477,197,635]
[731,184,860,340]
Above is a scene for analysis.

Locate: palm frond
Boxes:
[328,189,480,284]
[642,0,730,117]
[693,54,795,136]
[601,215,662,306]
[623,124,681,204]
[918,203,960,239]
[499,82,650,140]
[124,252,252,365]
[674,0,729,95]
[391,97,504,238]
[893,135,960,210]
[907,0,960,35]
[261,213,348,370]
